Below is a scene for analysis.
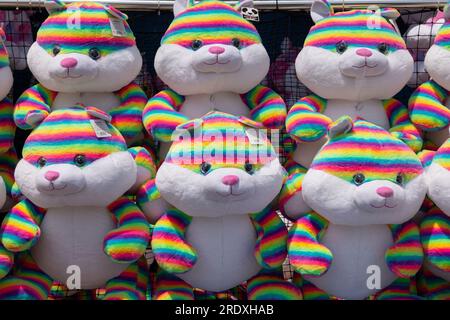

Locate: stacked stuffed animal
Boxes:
[138,111,300,300]
[14,0,147,147]
[287,117,426,300]
[143,0,287,160]
[280,0,421,218]
[0,107,152,300]
[409,4,450,149]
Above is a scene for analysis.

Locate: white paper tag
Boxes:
[109,18,127,37]
[90,119,112,138]
[245,128,264,145]
[241,7,260,22]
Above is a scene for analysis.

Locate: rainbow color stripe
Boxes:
[434,17,450,49]
[304,10,407,52]
[153,270,195,300]
[246,273,302,300]
[434,138,450,171]
[22,106,127,166]
[161,0,261,48]
[37,1,135,55]
[311,119,424,184]
[0,28,9,69]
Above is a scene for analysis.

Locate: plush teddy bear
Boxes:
[280,0,422,218]
[138,111,300,300]
[142,0,287,160]
[409,4,450,149]
[286,117,426,300]
[14,0,147,147]
[0,106,153,300]
[415,133,450,299]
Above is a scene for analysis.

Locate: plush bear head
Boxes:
[154,0,269,95]
[156,111,285,217]
[15,106,137,208]
[296,0,413,101]
[425,132,450,214]
[27,0,142,93]
[302,117,427,225]
[0,27,13,100]
[423,5,450,91]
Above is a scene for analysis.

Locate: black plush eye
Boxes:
[378,43,389,55]
[232,38,241,49]
[191,40,203,51]
[52,45,61,56]
[88,48,101,60]
[74,154,87,167]
[244,162,254,175]
[352,173,365,186]
[200,162,211,175]
[336,41,348,54]
[38,157,47,167]
[396,173,404,185]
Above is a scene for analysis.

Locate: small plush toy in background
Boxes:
[0,107,152,300]
[409,4,450,149]
[416,133,450,299]
[139,111,301,300]
[287,117,426,300]
[143,0,287,160]
[14,0,147,147]
[281,0,421,219]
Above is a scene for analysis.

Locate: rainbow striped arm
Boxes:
[104,197,150,263]
[250,207,288,269]
[0,245,13,279]
[420,206,450,273]
[14,84,57,130]
[287,212,332,276]
[143,89,188,143]
[128,146,157,189]
[111,82,148,145]
[241,85,287,129]
[386,222,423,278]
[0,199,45,252]
[136,179,160,207]
[151,208,197,274]
[408,80,450,132]
[286,94,331,142]
[0,98,15,154]
[383,98,423,152]
[279,160,308,214]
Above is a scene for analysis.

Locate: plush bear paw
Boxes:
[2,224,40,252]
[103,229,148,263]
[25,110,48,127]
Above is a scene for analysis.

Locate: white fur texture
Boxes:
[296,46,413,101]
[302,169,427,225]
[15,151,136,208]
[154,43,269,95]
[424,44,450,91]
[156,159,284,217]
[427,162,450,215]
[27,43,142,93]
[0,66,13,100]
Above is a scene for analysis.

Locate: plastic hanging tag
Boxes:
[90,119,112,138]
[241,7,260,22]
[245,128,264,145]
[109,17,127,37]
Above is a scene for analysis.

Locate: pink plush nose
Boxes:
[44,171,60,182]
[377,187,393,198]
[208,46,225,55]
[356,48,373,57]
[222,175,239,186]
[60,58,78,68]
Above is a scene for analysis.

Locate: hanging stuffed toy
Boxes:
[0,106,152,300]
[280,0,421,219]
[14,0,147,147]
[142,0,287,160]
[138,111,301,300]
[287,117,426,299]
[409,3,450,149]
[415,133,450,299]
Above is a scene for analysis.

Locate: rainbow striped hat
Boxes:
[311,117,423,184]
[23,106,127,166]
[161,0,261,48]
[433,137,450,171]
[37,1,136,56]
[166,111,277,173]
[304,8,407,52]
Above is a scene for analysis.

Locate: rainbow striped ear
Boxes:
[328,116,353,139]
[311,0,333,23]
[44,0,66,14]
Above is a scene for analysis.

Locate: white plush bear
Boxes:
[281,0,421,218]
[287,117,426,300]
[143,0,287,160]
[14,0,147,147]
[0,106,152,300]
[139,111,301,300]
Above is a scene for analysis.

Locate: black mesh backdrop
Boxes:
[0,6,443,299]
